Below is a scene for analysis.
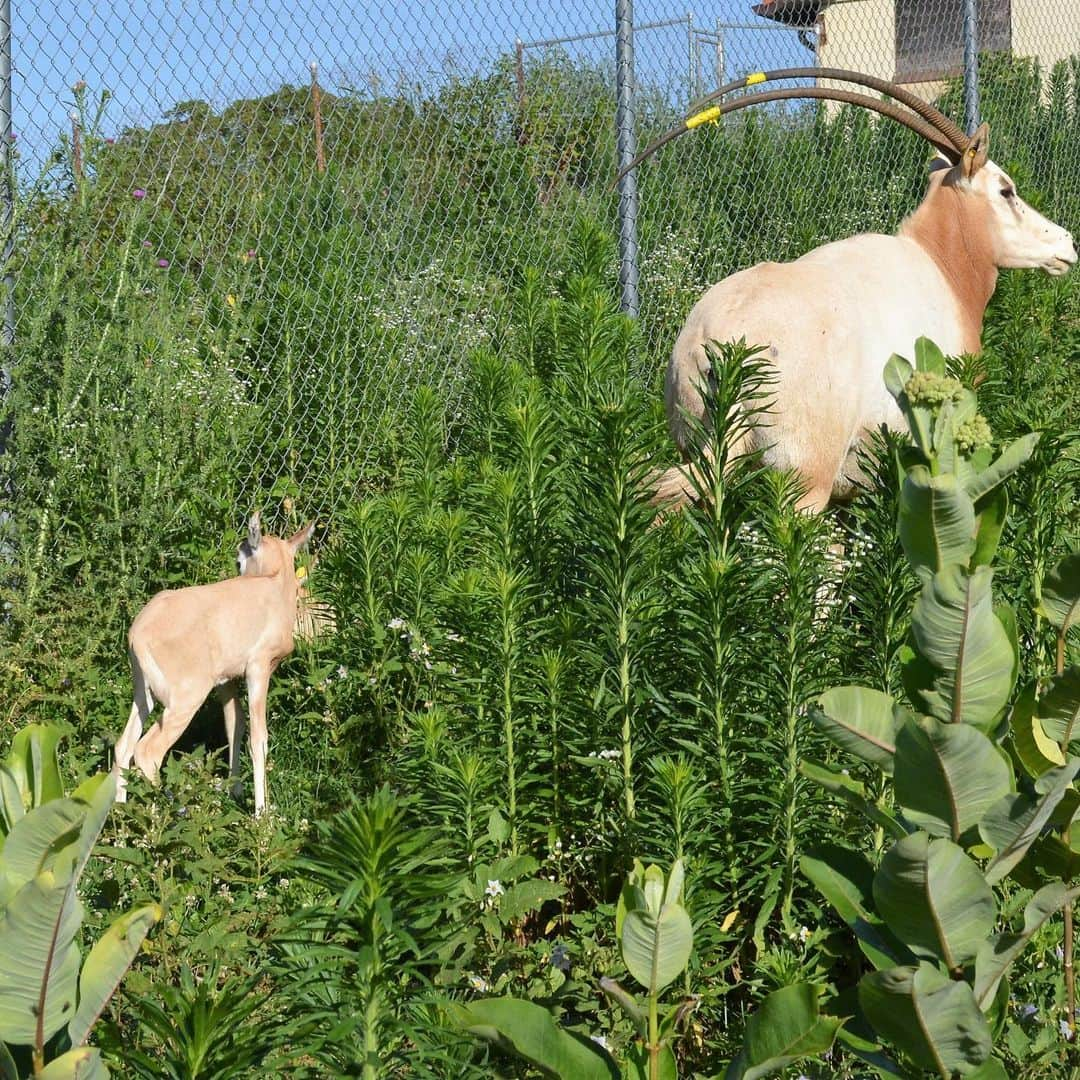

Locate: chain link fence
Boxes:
[2,0,1079,556]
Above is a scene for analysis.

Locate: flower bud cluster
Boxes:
[905,370,964,407]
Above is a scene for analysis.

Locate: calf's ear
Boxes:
[288,521,316,551]
[247,511,262,551]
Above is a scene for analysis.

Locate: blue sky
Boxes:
[13,0,808,165]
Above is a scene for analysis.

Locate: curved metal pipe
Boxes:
[613,85,961,185]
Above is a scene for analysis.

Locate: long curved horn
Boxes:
[614,86,961,185]
[685,67,970,153]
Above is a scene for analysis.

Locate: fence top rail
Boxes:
[519,17,800,54]
[518,17,694,52]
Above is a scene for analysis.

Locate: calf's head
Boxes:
[237,512,316,578]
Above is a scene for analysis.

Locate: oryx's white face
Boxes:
[971,159,1077,276]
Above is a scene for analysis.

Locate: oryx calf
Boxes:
[114,513,315,815]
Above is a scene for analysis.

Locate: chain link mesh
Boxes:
[4,0,1079,541]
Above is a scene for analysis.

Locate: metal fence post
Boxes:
[0,0,11,351]
[963,0,980,135]
[715,19,725,90]
[615,0,639,318]
[0,0,12,465]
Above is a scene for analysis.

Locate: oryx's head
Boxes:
[617,66,1076,278]
[936,123,1076,276]
[237,512,316,578]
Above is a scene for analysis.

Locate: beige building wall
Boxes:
[815,0,945,104]
[813,0,1078,103]
[1011,0,1080,71]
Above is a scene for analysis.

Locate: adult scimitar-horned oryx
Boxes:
[620,68,1077,513]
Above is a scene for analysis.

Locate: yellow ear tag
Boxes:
[296,565,308,582]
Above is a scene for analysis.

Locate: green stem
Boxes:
[1057,627,1076,1039]
[648,990,659,1080]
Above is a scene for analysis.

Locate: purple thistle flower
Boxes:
[9,132,16,142]
[104,137,115,145]
[156,258,169,269]
[132,188,146,200]
[142,240,152,248]
[246,249,256,258]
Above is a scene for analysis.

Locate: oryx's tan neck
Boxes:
[899,181,998,354]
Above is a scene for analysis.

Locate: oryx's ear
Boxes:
[247,512,262,551]
[928,151,954,175]
[288,521,316,551]
[961,122,990,179]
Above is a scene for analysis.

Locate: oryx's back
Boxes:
[129,577,295,687]
[667,231,968,494]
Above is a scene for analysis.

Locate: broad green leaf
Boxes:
[800,846,913,970]
[835,1022,907,1077]
[450,997,618,1080]
[883,354,914,403]
[800,760,906,839]
[725,983,844,1080]
[981,759,1080,885]
[622,1042,677,1080]
[894,716,1012,843]
[1033,669,1080,752]
[994,605,1020,719]
[860,963,991,1075]
[1010,685,1065,778]
[933,402,958,476]
[811,687,901,774]
[971,489,1008,568]
[599,977,645,1036]
[965,1060,1009,1080]
[898,467,976,575]
[0,871,82,1045]
[1012,834,1080,887]
[0,767,22,839]
[914,337,947,375]
[963,432,1039,503]
[498,879,565,921]
[974,883,1080,1009]
[1039,552,1080,633]
[621,901,693,994]
[873,833,994,970]
[641,864,665,915]
[910,565,1015,731]
[67,904,162,1048]
[5,726,65,813]
[0,798,85,901]
[0,1041,15,1080]
[37,1047,109,1079]
[663,859,685,906]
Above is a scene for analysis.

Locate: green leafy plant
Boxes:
[728,337,1073,1078]
[0,725,160,1078]
[451,858,694,1079]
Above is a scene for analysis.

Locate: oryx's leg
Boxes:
[132,691,205,786]
[114,656,154,803]
[795,485,833,514]
[246,663,272,816]
[214,680,246,801]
